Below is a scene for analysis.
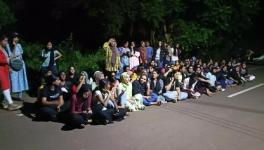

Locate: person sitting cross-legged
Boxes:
[63,74,93,129]
[132,74,161,107]
[35,75,67,121]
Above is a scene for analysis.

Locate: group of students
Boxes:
[1,35,256,129]
[0,34,29,111]
[33,39,255,129]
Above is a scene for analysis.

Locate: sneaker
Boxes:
[7,104,22,111]
[1,101,8,109]
[77,124,85,129]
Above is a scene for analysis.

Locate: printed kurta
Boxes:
[103,42,121,72]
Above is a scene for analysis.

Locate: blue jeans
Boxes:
[143,93,158,106]
[163,91,188,101]
[116,91,127,107]
[218,79,227,89]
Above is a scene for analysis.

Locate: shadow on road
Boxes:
[20,101,36,119]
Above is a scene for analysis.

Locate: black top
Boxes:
[164,77,180,91]
[67,75,79,86]
[43,85,62,101]
[214,71,225,81]
[150,79,163,95]
[240,68,248,77]
[132,80,148,96]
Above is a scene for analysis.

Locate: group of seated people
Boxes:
[34,57,255,129]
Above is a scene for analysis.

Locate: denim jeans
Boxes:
[143,93,158,106]
[163,91,188,101]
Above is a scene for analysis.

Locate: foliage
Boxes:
[175,21,214,51]
[3,0,262,58]
[23,41,105,75]
[0,0,16,29]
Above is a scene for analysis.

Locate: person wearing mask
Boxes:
[163,72,188,103]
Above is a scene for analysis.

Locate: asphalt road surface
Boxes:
[1,66,264,150]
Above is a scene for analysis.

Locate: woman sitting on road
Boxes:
[65,79,92,129]
[92,79,126,125]
[132,74,161,107]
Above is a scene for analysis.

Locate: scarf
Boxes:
[48,48,55,68]
[120,72,129,86]
[111,47,118,66]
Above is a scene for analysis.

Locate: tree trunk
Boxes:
[150,30,156,45]
[129,23,134,39]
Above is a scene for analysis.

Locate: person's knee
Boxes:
[143,99,151,106]
[38,107,57,120]
[179,92,188,100]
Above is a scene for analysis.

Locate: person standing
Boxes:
[119,41,130,71]
[6,32,29,100]
[146,41,153,64]
[139,41,147,66]
[171,43,181,64]
[117,41,130,79]
[154,41,163,68]
[0,35,22,110]
[41,41,62,76]
[129,41,140,69]
[103,38,121,73]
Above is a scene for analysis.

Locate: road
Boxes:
[1,66,264,150]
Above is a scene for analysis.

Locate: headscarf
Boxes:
[120,72,130,85]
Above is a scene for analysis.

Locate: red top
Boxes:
[0,49,10,90]
[71,85,92,113]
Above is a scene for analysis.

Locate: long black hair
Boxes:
[9,32,19,52]
[98,79,110,91]
[45,41,55,52]
[0,34,8,42]
[0,35,8,50]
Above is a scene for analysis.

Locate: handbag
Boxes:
[10,58,23,71]
[4,45,23,71]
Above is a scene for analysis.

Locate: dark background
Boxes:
[4,0,264,52]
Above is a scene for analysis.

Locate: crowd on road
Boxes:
[0,34,256,130]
